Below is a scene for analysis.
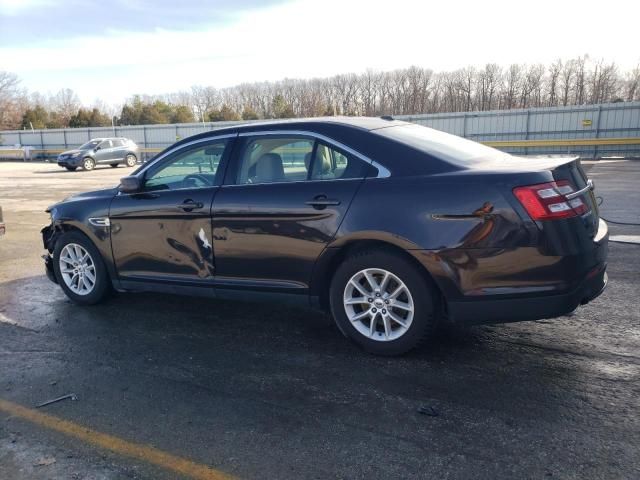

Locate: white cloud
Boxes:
[0,0,54,15]
[2,0,639,104]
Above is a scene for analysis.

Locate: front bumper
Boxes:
[44,253,57,284]
[58,156,81,167]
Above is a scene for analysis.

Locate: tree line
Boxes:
[1,55,639,131]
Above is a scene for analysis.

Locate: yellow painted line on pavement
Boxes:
[0,398,235,480]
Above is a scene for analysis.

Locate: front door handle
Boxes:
[176,200,204,211]
[305,195,341,210]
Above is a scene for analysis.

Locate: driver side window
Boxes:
[145,140,227,191]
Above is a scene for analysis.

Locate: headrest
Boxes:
[255,153,284,183]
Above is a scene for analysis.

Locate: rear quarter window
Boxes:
[375,124,510,166]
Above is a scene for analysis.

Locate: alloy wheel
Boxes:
[58,243,97,296]
[126,154,136,167]
[343,268,414,342]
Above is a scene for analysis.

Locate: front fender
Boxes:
[42,194,119,289]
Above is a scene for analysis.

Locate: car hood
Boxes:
[46,186,119,212]
[59,149,86,156]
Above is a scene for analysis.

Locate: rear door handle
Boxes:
[305,195,341,210]
[176,200,204,211]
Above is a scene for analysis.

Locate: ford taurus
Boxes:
[42,117,608,355]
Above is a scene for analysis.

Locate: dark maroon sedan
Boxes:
[42,117,608,355]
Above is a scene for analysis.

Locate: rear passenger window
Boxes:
[310,143,372,180]
[112,139,124,147]
[237,137,314,184]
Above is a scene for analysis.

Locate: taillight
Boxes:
[513,180,590,220]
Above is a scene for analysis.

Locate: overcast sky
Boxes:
[1,0,638,105]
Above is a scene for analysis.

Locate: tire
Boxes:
[329,248,437,356]
[52,231,112,305]
[110,163,119,168]
[82,157,95,171]
[65,166,77,171]
[125,154,137,167]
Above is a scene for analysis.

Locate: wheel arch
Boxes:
[44,220,119,289]
[311,238,446,316]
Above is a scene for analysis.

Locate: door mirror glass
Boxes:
[119,176,142,193]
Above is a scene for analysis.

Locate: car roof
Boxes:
[170,116,408,146]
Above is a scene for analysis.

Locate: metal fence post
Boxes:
[462,112,467,138]
[63,129,67,150]
[525,109,530,156]
[594,105,602,159]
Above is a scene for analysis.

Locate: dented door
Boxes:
[108,138,231,286]
[109,187,217,284]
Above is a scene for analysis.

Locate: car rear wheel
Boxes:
[330,248,437,356]
[125,154,137,167]
[82,157,95,171]
[110,163,119,168]
[53,231,112,305]
[65,166,77,171]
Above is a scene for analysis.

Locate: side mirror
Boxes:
[95,145,101,151]
[119,176,142,193]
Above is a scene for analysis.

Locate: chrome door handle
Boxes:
[176,200,204,211]
[305,195,341,209]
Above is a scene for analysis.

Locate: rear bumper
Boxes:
[447,264,607,324]
[437,218,609,325]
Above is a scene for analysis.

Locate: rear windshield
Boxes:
[375,124,509,166]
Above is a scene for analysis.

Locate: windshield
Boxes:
[78,140,101,150]
[375,124,510,166]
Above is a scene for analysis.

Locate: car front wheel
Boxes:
[53,231,112,305]
[82,157,95,171]
[125,154,137,167]
[330,248,437,356]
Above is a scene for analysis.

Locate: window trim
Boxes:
[237,130,390,178]
[134,134,238,178]
[233,134,316,186]
[223,130,390,187]
[130,136,235,193]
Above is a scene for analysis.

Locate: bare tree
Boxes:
[560,59,575,106]
[52,88,81,126]
[547,60,562,106]
[0,71,24,130]
[574,55,587,105]
[624,65,640,101]
[503,64,522,109]
[477,64,501,111]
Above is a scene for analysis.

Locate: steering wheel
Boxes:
[183,173,212,188]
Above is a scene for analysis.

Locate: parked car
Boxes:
[41,118,608,355]
[57,138,140,171]
[0,206,5,237]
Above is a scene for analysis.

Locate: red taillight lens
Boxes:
[513,180,590,220]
